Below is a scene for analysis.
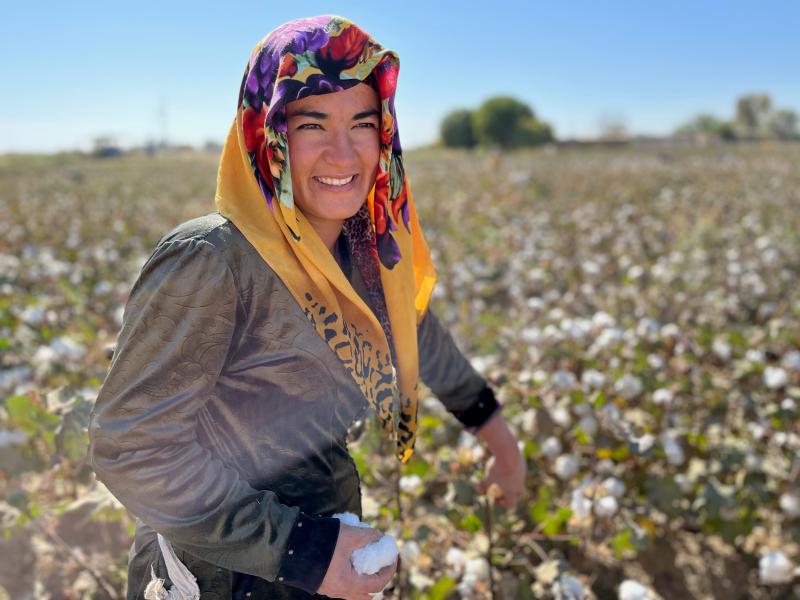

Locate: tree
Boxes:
[472,96,553,148]
[768,109,799,140]
[735,94,772,138]
[675,114,735,142]
[440,109,476,148]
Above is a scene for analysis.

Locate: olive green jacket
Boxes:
[88,213,500,598]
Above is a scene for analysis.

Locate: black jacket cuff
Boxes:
[451,385,502,431]
[275,512,341,594]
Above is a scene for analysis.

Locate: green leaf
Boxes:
[403,455,431,478]
[458,512,483,533]
[610,529,636,558]
[592,390,607,408]
[529,486,551,523]
[542,507,572,535]
[424,576,457,600]
[5,395,60,436]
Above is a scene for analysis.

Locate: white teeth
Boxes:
[316,175,354,186]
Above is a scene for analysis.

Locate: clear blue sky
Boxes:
[2,0,798,152]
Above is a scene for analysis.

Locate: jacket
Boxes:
[88,213,500,598]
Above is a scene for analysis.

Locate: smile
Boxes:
[314,175,356,187]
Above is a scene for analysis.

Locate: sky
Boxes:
[2,0,799,153]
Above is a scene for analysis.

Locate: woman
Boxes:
[89,15,525,599]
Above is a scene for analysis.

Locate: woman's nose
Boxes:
[323,128,358,167]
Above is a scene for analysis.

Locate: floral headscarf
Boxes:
[215,16,436,462]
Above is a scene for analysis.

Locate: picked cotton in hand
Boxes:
[332,512,399,575]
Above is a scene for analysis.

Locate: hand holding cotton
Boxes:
[332,512,399,575]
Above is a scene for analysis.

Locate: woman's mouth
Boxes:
[313,174,357,190]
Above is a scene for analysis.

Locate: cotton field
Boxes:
[1,143,799,598]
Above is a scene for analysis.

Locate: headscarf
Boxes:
[215,16,436,462]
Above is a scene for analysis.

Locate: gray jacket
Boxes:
[88,213,500,598]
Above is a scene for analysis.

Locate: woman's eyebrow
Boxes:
[352,108,380,120]
[286,108,380,120]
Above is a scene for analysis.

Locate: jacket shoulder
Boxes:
[158,213,240,248]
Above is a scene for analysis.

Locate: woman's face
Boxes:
[286,82,381,233]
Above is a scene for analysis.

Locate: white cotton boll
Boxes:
[595,328,624,350]
[33,345,58,374]
[570,488,593,519]
[0,429,28,448]
[744,452,762,472]
[600,477,625,498]
[596,459,616,474]
[779,493,800,518]
[592,311,616,329]
[781,398,797,412]
[550,405,572,428]
[782,350,800,372]
[614,375,643,400]
[445,547,467,576]
[745,349,765,364]
[646,354,664,370]
[600,403,622,425]
[594,495,619,518]
[543,324,564,343]
[619,579,658,600]
[542,436,562,457]
[50,336,87,362]
[464,557,490,581]
[351,535,399,576]
[457,574,478,598]
[19,305,46,325]
[552,574,586,600]
[759,550,795,585]
[674,474,692,493]
[520,327,543,345]
[578,415,598,436]
[748,422,767,440]
[398,475,423,495]
[764,367,788,390]
[661,432,685,466]
[399,541,420,565]
[554,454,579,480]
[582,369,606,390]
[582,260,601,276]
[520,409,537,435]
[652,388,674,406]
[470,356,495,374]
[332,512,370,528]
[712,339,732,362]
[632,433,656,454]
[636,318,660,342]
[331,513,399,578]
[533,370,549,385]
[551,370,578,391]
[660,323,680,341]
[0,366,32,393]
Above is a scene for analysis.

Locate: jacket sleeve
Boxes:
[88,237,338,593]
[417,307,501,432]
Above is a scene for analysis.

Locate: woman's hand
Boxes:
[475,411,527,509]
[316,523,398,599]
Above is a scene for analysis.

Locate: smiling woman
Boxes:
[88,14,524,600]
[286,83,381,251]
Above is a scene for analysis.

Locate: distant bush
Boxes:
[511,117,555,147]
[440,109,476,148]
[675,114,736,143]
[438,96,554,149]
[473,96,528,148]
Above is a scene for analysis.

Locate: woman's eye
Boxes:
[298,123,322,130]
[356,122,377,129]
